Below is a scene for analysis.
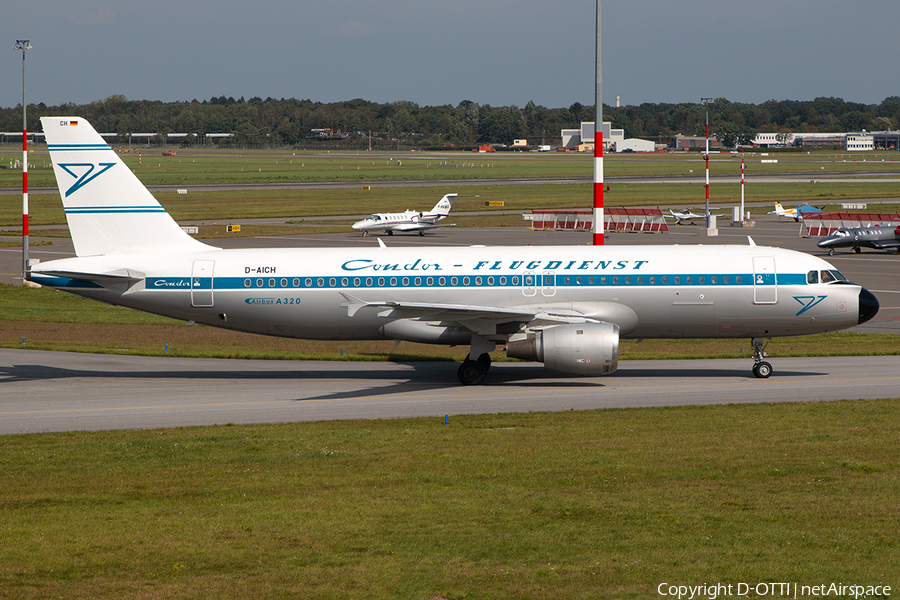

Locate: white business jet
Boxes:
[29,117,879,385]
[352,194,455,236]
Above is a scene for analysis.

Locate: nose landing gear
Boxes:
[750,337,772,378]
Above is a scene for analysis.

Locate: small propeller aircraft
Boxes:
[665,209,724,225]
[768,202,823,222]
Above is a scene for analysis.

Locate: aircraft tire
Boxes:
[419,230,424,236]
[854,247,861,253]
[387,230,393,236]
[458,360,486,385]
[828,248,834,256]
[477,353,492,372]
[753,361,772,379]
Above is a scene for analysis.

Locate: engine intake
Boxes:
[507,322,619,375]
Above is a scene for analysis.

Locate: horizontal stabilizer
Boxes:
[30,268,145,293]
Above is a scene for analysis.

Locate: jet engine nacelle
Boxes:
[506,322,619,375]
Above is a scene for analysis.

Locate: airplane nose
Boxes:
[858,287,879,325]
[817,237,835,248]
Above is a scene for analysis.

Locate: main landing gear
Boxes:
[750,337,772,379]
[457,353,492,385]
[457,334,496,385]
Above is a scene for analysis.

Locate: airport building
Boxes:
[671,135,723,151]
[561,122,625,151]
[614,138,656,153]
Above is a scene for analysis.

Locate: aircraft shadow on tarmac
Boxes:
[0,361,825,403]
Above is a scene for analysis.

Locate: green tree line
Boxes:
[2,95,899,148]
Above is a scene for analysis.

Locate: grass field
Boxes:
[3,146,900,189]
[1,401,897,599]
[2,147,899,598]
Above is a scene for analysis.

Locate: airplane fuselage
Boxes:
[32,244,871,343]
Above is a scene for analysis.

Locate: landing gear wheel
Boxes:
[854,247,861,253]
[418,230,424,236]
[828,248,834,256]
[477,353,492,372]
[387,230,393,236]
[752,361,772,378]
[457,360,486,385]
[750,337,773,379]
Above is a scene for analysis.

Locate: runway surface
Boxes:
[2,349,899,434]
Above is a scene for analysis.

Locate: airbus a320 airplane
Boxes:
[29,117,879,385]
[351,194,455,236]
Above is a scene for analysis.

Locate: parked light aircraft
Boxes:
[352,194,455,236]
[817,224,900,255]
[29,117,879,384]
[666,209,724,225]
[768,202,800,221]
[768,202,822,222]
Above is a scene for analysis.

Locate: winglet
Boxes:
[748,236,756,246]
[377,238,387,249]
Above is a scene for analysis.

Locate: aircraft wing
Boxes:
[340,293,600,335]
[390,222,454,232]
[871,239,900,249]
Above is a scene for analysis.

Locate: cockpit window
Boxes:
[807,270,818,284]
[820,269,848,284]
[834,229,850,237]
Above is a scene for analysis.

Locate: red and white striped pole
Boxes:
[593,129,604,245]
[15,40,32,279]
[700,98,713,228]
[740,146,745,222]
[592,0,604,245]
[704,111,709,227]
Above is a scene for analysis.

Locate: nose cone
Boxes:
[351,222,363,230]
[858,287,879,325]
[817,236,837,248]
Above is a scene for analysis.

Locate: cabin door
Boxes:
[191,260,215,307]
[752,256,777,304]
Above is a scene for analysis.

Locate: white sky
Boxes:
[2,0,899,110]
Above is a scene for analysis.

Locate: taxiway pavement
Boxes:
[2,349,898,434]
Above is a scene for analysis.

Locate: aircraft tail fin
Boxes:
[429,193,457,216]
[41,117,211,257]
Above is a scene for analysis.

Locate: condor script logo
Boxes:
[59,162,116,197]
